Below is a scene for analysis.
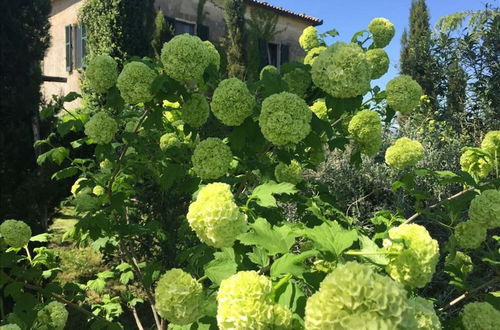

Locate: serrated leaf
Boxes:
[51,167,78,180]
[62,91,81,103]
[247,247,269,267]
[30,233,51,242]
[357,235,389,265]
[250,181,297,208]
[204,248,238,285]
[303,221,358,257]
[270,250,318,278]
[275,281,307,317]
[115,263,132,272]
[120,271,134,285]
[238,218,298,255]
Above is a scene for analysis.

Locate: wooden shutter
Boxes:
[197,24,209,40]
[258,39,268,69]
[81,25,87,66]
[75,26,82,68]
[280,44,290,66]
[65,25,73,72]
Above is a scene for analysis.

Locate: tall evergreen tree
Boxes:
[151,9,174,59]
[400,0,436,103]
[446,57,467,114]
[224,0,246,79]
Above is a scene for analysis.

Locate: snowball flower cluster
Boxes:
[481,130,500,162]
[299,26,321,52]
[283,67,312,98]
[468,189,500,229]
[385,137,424,169]
[455,220,486,250]
[204,40,221,70]
[259,65,279,80]
[85,55,118,93]
[160,133,181,151]
[0,220,31,248]
[217,271,292,330]
[461,302,500,330]
[161,34,211,82]
[347,110,382,156]
[211,78,255,126]
[259,92,312,146]
[0,325,21,330]
[304,46,326,66]
[305,262,414,329]
[366,48,389,79]
[191,138,233,180]
[409,297,441,330]
[384,224,439,288]
[368,17,395,48]
[186,183,247,248]
[116,61,157,104]
[460,149,492,179]
[445,251,474,278]
[84,112,118,144]
[309,99,328,121]
[386,75,423,114]
[275,160,303,185]
[312,42,371,98]
[92,185,105,196]
[35,301,68,330]
[154,268,204,325]
[181,94,210,128]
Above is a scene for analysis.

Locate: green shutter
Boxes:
[280,44,290,66]
[258,39,268,69]
[65,25,73,72]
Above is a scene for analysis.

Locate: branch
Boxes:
[438,277,499,311]
[403,188,473,225]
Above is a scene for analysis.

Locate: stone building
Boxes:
[42,0,322,106]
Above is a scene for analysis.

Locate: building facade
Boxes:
[42,0,322,107]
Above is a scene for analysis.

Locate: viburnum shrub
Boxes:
[3,17,499,330]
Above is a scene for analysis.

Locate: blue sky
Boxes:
[269,0,491,88]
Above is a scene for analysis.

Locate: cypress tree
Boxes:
[446,57,466,114]
[151,9,174,59]
[400,0,436,103]
[224,0,246,79]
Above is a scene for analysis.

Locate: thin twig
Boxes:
[345,191,374,217]
[130,305,145,330]
[403,188,473,225]
[438,277,499,311]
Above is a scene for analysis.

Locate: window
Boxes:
[258,40,290,70]
[174,19,195,35]
[65,25,73,72]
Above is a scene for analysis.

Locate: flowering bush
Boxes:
[385,137,425,169]
[181,94,210,128]
[304,46,327,66]
[84,112,118,144]
[85,55,118,93]
[116,61,157,104]
[274,160,303,184]
[409,297,441,330]
[186,183,247,248]
[348,109,382,156]
[154,268,204,325]
[468,189,500,229]
[366,48,390,79]
[312,42,371,98]
[481,130,500,162]
[386,75,423,114]
[33,301,68,330]
[259,92,312,145]
[211,78,255,126]
[299,26,321,52]
[191,138,233,180]
[461,302,500,330]
[454,220,486,249]
[460,149,492,179]
[159,132,181,151]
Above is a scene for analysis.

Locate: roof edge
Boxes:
[244,0,323,26]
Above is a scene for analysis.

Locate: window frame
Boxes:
[173,17,197,36]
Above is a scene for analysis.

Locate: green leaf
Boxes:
[36,147,69,166]
[51,167,79,180]
[270,250,318,278]
[120,271,134,285]
[204,248,238,285]
[275,281,307,317]
[62,91,81,103]
[357,235,389,265]
[30,233,51,242]
[238,218,298,255]
[303,221,358,257]
[247,247,270,268]
[250,181,297,208]
[325,95,363,120]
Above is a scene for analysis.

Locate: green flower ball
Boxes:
[187,183,247,248]
[154,268,204,325]
[0,220,31,248]
[461,302,500,330]
[409,297,441,330]
[385,137,425,169]
[160,133,181,151]
[0,325,21,330]
[85,55,118,93]
[299,26,321,52]
[181,94,210,128]
[347,110,382,156]
[92,185,105,196]
[84,112,118,144]
[283,67,312,98]
[310,99,328,121]
[116,61,157,104]
[469,189,500,229]
[455,221,486,250]
[481,131,500,162]
[35,301,68,330]
[161,34,210,82]
[204,40,221,70]
[304,262,414,329]
[217,271,292,330]
[386,75,423,114]
[384,224,439,288]
[445,251,473,277]
[366,48,390,79]
[312,42,371,98]
[259,92,312,146]
[211,78,255,126]
[191,138,233,180]
[259,65,279,80]
[304,46,327,66]
[274,160,303,185]
[460,149,492,179]
[368,17,395,48]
